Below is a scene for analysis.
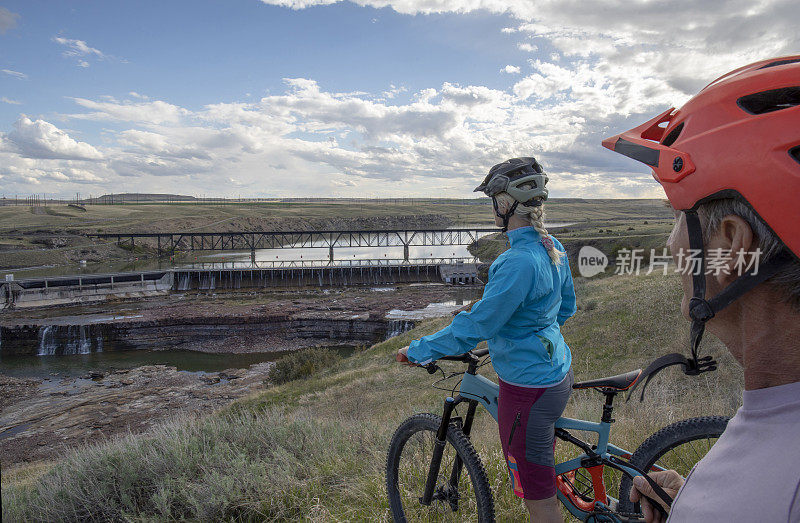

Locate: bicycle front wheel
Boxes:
[386,413,495,522]
[617,415,729,515]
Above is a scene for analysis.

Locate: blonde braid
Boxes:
[527,204,565,265]
[495,192,565,265]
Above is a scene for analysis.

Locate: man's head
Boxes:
[604,55,800,373]
[668,199,800,362]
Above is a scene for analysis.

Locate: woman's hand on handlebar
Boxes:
[396,346,420,366]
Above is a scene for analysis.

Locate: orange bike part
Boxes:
[556,465,608,512]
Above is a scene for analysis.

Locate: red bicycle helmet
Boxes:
[603,56,800,396]
[603,55,800,257]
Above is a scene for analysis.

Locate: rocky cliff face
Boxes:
[1,315,389,357]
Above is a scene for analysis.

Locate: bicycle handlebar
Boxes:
[472,347,490,358]
[434,347,489,363]
[397,347,489,372]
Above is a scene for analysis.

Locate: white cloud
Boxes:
[19,79,593,194]
[69,98,189,125]
[1,97,21,105]
[53,37,107,58]
[517,43,537,52]
[5,117,104,160]
[66,168,105,183]
[0,7,19,34]
[2,69,28,80]
[259,0,797,97]
[501,65,521,74]
[53,36,115,67]
[381,84,407,99]
[0,155,109,188]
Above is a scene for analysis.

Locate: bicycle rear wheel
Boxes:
[617,416,729,515]
[386,413,495,522]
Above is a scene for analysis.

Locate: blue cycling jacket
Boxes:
[406,226,576,387]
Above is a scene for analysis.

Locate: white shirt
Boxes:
[668,380,800,522]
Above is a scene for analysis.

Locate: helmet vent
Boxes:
[737,86,800,115]
[790,146,800,166]
[759,58,800,70]
[661,123,684,147]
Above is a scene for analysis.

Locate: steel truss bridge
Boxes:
[88,228,499,261]
[178,256,477,269]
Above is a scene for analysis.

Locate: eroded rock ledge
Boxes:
[0,363,272,468]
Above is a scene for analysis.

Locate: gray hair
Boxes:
[495,191,565,265]
[698,198,800,310]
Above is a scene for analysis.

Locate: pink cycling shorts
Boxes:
[497,369,573,500]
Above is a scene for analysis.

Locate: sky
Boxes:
[0,1,797,199]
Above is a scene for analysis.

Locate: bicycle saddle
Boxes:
[572,369,642,391]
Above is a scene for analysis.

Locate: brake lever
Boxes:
[605,455,672,519]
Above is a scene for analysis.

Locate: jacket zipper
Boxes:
[537,334,556,366]
[508,412,521,446]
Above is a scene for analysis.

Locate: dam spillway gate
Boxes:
[1,259,480,308]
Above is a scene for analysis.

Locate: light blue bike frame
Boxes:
[459,372,642,521]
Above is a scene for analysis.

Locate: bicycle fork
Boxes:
[420,396,478,507]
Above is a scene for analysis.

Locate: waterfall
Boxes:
[37,325,57,355]
[177,273,191,291]
[37,325,104,356]
[69,325,92,354]
[386,320,414,339]
[200,273,216,290]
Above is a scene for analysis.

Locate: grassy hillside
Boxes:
[1,272,742,521]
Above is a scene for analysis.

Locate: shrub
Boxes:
[269,348,341,384]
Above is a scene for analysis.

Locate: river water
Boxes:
[190,223,573,266]
[0,346,358,381]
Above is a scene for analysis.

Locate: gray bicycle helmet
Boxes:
[474,157,549,205]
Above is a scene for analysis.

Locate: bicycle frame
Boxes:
[452,371,650,521]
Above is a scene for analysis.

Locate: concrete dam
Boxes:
[1,259,480,309]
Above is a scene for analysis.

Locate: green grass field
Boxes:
[1,271,742,521]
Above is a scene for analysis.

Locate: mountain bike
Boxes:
[387,348,729,522]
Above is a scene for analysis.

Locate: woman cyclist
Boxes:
[397,157,577,522]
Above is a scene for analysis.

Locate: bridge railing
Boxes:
[87,228,500,252]
[174,257,478,270]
